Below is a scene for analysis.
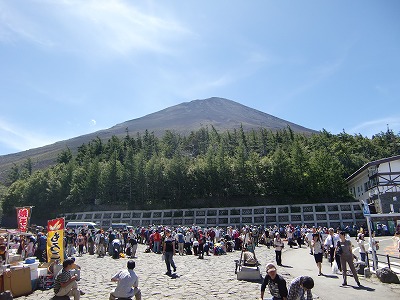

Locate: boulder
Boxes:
[376,267,400,284]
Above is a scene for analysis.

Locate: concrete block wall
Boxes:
[64,201,364,229]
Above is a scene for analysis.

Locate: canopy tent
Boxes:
[0,228,36,265]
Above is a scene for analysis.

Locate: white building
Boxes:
[346,155,400,215]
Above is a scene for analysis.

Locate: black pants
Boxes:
[184,242,192,255]
[329,247,335,266]
[275,250,282,265]
[198,244,204,258]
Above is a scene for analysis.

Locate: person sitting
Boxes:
[110,260,141,300]
[243,247,258,266]
[53,258,85,300]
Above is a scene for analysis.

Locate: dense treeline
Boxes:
[1,126,399,220]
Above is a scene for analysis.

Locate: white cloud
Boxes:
[0,119,57,152]
[0,0,190,58]
[348,117,400,136]
[90,119,96,126]
[0,1,55,46]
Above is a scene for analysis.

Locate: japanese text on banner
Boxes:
[47,218,65,263]
[16,207,31,232]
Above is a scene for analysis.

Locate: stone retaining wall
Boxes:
[64,201,364,228]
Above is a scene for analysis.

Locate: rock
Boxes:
[376,267,400,284]
[51,296,70,300]
[364,267,372,278]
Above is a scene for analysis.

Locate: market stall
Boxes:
[0,229,49,297]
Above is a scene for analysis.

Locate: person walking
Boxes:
[273,233,284,266]
[311,233,324,276]
[324,228,340,270]
[336,231,360,287]
[305,228,314,255]
[109,260,141,300]
[163,228,177,276]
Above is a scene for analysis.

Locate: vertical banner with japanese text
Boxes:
[16,207,32,232]
[47,218,65,263]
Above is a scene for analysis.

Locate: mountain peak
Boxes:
[0,97,316,180]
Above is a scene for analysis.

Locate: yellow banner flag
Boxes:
[47,218,64,262]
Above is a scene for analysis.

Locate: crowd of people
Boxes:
[3,221,400,299]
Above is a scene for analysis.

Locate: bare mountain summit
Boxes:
[0,97,316,181]
[110,97,315,136]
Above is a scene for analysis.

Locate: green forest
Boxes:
[1,126,399,221]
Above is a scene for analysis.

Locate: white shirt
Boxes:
[369,237,378,252]
[312,240,324,254]
[358,239,366,253]
[184,234,192,243]
[324,234,339,248]
[111,269,139,298]
[274,238,284,251]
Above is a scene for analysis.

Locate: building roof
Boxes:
[346,155,400,182]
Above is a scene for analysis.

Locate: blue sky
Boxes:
[0,0,399,156]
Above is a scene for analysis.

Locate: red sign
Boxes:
[47,218,65,232]
[16,207,31,232]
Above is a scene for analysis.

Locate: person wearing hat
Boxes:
[260,263,288,300]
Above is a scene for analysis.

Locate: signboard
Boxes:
[362,200,370,217]
[16,207,32,232]
[47,218,65,262]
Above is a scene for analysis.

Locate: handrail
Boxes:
[367,252,400,274]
